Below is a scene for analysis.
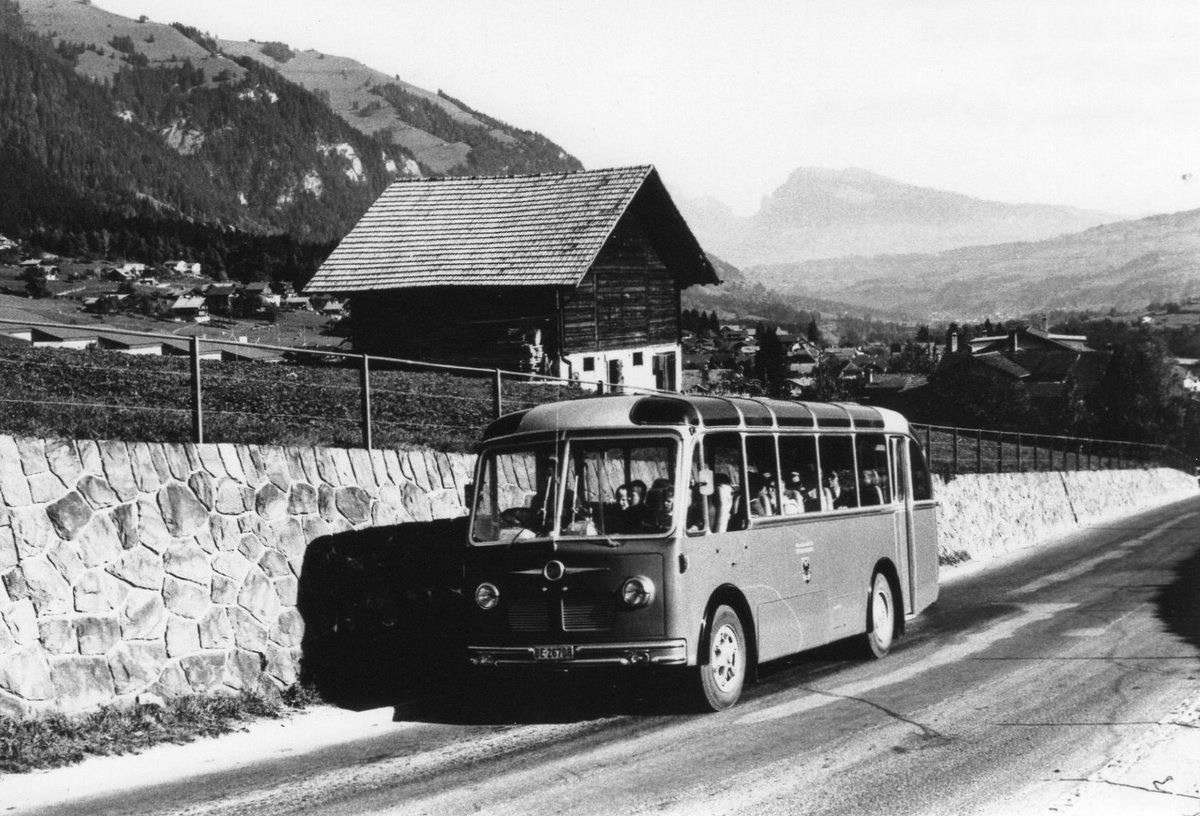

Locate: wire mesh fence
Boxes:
[911,423,1192,478]
[0,318,1193,472]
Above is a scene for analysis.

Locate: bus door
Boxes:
[889,435,916,615]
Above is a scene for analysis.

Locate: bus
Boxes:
[463,394,939,710]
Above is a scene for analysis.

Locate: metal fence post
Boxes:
[190,335,203,444]
[360,354,373,450]
[1015,433,1022,473]
[975,429,983,474]
[952,427,959,474]
[493,369,503,419]
[998,432,1004,473]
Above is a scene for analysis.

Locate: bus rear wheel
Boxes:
[862,571,896,659]
[696,604,746,711]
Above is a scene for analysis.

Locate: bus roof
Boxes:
[482,394,911,441]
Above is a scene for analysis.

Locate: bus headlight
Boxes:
[620,576,655,609]
[474,582,500,610]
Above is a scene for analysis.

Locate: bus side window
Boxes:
[779,435,821,513]
[687,441,707,535]
[909,439,933,501]
[817,436,856,509]
[705,433,745,532]
[746,435,780,518]
[856,434,889,506]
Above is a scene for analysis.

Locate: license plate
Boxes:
[533,645,575,661]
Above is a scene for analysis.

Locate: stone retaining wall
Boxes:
[936,467,1198,564]
[0,435,472,715]
[0,431,1195,716]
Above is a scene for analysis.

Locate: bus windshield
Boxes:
[470,437,678,544]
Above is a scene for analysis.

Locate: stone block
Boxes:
[46,490,93,541]
[188,471,215,510]
[218,444,246,482]
[158,482,210,537]
[318,484,338,522]
[261,446,291,490]
[315,448,340,486]
[285,448,307,485]
[428,451,453,489]
[129,442,162,493]
[211,574,239,605]
[211,551,252,582]
[210,514,241,552]
[77,511,122,569]
[29,471,67,504]
[238,568,280,624]
[214,478,251,515]
[197,445,227,478]
[0,621,16,655]
[76,439,102,475]
[255,483,288,520]
[151,661,192,699]
[40,617,77,655]
[16,555,73,615]
[76,615,120,654]
[164,541,209,584]
[107,546,164,591]
[275,518,307,566]
[16,437,48,475]
[0,645,53,700]
[109,502,140,551]
[335,486,372,525]
[74,569,128,614]
[193,524,218,555]
[184,444,202,472]
[164,576,211,619]
[406,450,432,491]
[348,448,377,488]
[369,449,390,485]
[225,649,267,691]
[302,516,332,546]
[108,641,167,695]
[299,448,322,485]
[3,599,37,644]
[274,575,298,607]
[162,443,191,481]
[430,488,467,520]
[238,533,265,563]
[99,442,139,502]
[372,498,399,527]
[383,449,404,484]
[264,644,299,687]
[401,481,433,522]
[227,605,268,652]
[166,615,201,657]
[119,588,168,640]
[0,527,17,572]
[45,439,84,486]
[397,449,417,483]
[198,606,234,649]
[11,506,55,560]
[77,474,120,509]
[149,444,174,484]
[258,549,291,579]
[50,655,115,711]
[47,539,86,584]
[288,482,317,515]
[273,608,305,649]
[137,494,172,553]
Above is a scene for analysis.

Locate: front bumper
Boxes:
[468,639,687,667]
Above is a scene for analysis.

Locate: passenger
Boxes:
[749,472,779,517]
[860,469,884,506]
[711,472,734,533]
[825,469,847,508]
[796,464,831,512]
[642,478,675,531]
[781,471,805,515]
[609,483,645,533]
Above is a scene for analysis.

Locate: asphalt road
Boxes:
[22,496,1200,816]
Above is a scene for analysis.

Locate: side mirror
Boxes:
[697,468,714,497]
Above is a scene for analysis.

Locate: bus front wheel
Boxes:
[696,604,747,711]
[862,571,896,659]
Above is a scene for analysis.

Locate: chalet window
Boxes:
[632,352,644,366]
[583,357,595,372]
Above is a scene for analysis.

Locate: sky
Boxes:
[96,0,1200,218]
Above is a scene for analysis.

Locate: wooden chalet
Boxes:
[303,166,719,391]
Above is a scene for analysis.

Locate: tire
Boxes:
[862,571,896,659]
[696,604,747,711]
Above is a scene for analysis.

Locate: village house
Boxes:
[170,295,210,323]
[304,165,718,391]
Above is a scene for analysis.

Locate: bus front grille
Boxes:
[562,597,615,631]
[507,600,550,632]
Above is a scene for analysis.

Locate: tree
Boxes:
[754,325,789,398]
[920,360,1038,431]
[806,319,821,344]
[1086,330,1187,446]
[891,339,935,374]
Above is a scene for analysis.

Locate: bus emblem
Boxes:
[543,560,566,581]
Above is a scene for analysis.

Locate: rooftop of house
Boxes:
[305,165,717,294]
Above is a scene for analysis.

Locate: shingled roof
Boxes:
[304,165,717,293]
